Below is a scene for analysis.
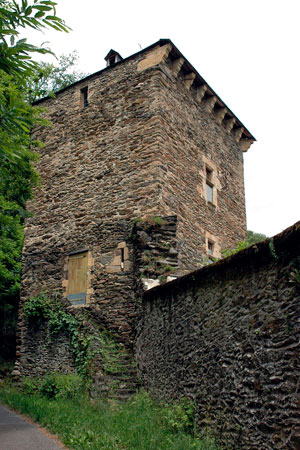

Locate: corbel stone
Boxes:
[224,117,236,132]
[196,85,207,103]
[233,127,244,142]
[172,57,184,77]
[214,107,227,124]
[184,72,196,90]
[240,138,254,152]
[203,95,217,113]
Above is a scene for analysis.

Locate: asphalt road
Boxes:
[0,403,64,450]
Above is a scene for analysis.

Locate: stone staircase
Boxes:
[107,353,139,400]
[90,345,139,401]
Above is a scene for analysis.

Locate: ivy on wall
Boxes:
[23,293,127,380]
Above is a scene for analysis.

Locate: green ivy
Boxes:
[23,293,129,381]
[23,293,95,377]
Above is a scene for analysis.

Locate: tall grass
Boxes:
[0,381,221,450]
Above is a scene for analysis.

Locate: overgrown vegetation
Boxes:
[0,1,85,362]
[22,372,85,399]
[289,256,300,287]
[23,293,92,376]
[23,292,129,383]
[0,381,222,449]
[0,73,43,360]
[221,230,267,258]
[132,216,169,229]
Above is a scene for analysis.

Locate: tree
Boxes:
[0,0,69,78]
[222,230,268,258]
[247,230,267,246]
[0,0,69,361]
[0,150,38,359]
[27,51,87,102]
[0,0,70,162]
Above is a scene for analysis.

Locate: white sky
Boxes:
[24,0,300,237]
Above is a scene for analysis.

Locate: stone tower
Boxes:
[16,39,255,377]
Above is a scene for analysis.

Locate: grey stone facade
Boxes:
[136,222,300,450]
[15,39,256,406]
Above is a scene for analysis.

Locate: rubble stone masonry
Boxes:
[136,222,300,450]
[17,40,253,378]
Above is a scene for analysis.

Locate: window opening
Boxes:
[205,166,214,203]
[80,86,88,108]
[121,248,125,270]
[207,240,214,256]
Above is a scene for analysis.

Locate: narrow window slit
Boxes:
[205,166,214,203]
[80,86,88,108]
[207,240,214,256]
[121,248,125,270]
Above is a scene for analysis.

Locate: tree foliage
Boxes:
[0,0,69,359]
[0,0,70,161]
[27,51,87,102]
[0,0,69,79]
[247,230,267,246]
[0,139,39,358]
[221,230,268,258]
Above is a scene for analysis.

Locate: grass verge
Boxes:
[0,380,221,449]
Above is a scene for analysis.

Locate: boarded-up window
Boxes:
[66,251,88,305]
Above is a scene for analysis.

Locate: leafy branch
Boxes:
[0,0,70,79]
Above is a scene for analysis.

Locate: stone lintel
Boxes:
[196,85,207,103]
[184,72,196,90]
[172,57,184,77]
[240,138,254,152]
[214,107,227,124]
[203,95,217,113]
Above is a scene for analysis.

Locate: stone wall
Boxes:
[16,324,75,377]
[21,47,166,355]
[136,222,300,450]
[16,215,180,378]
[131,216,178,291]
[154,56,248,270]
[17,40,253,377]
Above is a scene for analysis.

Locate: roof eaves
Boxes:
[33,39,170,105]
[33,38,255,141]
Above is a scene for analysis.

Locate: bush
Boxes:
[22,373,85,400]
[22,376,42,395]
[0,358,14,379]
[161,397,195,433]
